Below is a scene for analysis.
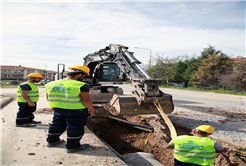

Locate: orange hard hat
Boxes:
[27,73,43,78]
[68,65,90,76]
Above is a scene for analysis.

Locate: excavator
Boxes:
[57,44,174,116]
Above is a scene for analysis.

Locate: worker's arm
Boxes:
[21,90,35,106]
[46,92,48,101]
[80,92,95,117]
[214,141,227,153]
[165,143,174,149]
[216,148,227,153]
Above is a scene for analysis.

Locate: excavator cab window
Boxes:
[100,63,126,82]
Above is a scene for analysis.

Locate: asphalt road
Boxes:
[117,84,245,110]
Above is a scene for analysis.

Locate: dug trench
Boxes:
[36,105,246,166]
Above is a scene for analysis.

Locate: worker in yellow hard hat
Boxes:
[16,73,43,127]
[45,65,95,153]
[165,125,227,166]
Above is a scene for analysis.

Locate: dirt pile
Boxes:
[36,105,246,166]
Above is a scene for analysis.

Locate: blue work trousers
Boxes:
[47,108,89,149]
[16,102,36,124]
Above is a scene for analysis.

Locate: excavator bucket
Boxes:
[89,91,116,103]
[89,86,124,103]
[104,94,174,116]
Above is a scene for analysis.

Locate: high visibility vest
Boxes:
[172,135,215,165]
[45,79,87,109]
[16,82,39,102]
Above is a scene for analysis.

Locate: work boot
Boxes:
[66,144,91,153]
[16,123,36,127]
[47,139,65,147]
[29,120,41,124]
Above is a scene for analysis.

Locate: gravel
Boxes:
[170,115,246,147]
[165,90,246,149]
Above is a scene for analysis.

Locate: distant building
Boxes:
[229,56,246,64]
[1,65,56,82]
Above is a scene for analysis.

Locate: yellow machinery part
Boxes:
[154,102,177,139]
[107,94,174,116]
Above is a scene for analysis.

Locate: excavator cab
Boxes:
[100,63,126,82]
[84,61,127,85]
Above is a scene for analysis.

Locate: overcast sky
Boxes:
[1,0,245,71]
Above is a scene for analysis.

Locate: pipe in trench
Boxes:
[105,115,154,132]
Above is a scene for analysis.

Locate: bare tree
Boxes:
[220,60,246,92]
[148,53,182,85]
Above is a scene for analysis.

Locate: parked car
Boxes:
[8,80,19,85]
[39,80,50,86]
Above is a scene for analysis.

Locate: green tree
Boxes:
[199,44,224,60]
[183,58,198,84]
[193,52,231,89]
[171,60,187,83]
[171,57,198,87]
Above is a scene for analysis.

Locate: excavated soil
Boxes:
[36,106,246,166]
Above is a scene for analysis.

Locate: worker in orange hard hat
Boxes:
[166,125,227,166]
[68,65,90,76]
[16,73,43,127]
[45,65,95,153]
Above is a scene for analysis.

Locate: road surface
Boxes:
[117,84,245,110]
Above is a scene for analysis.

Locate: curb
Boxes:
[1,97,13,108]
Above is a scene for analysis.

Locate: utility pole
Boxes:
[134,47,152,67]
[45,65,47,84]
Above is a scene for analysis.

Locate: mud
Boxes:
[36,106,246,166]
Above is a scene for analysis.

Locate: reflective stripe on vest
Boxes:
[67,135,82,139]
[172,135,215,165]
[45,80,87,109]
[47,99,82,103]
[16,82,39,102]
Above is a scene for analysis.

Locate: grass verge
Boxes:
[160,86,246,96]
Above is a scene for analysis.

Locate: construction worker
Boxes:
[16,73,43,127]
[45,65,95,153]
[165,125,227,166]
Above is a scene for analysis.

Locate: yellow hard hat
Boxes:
[195,125,214,134]
[27,73,43,78]
[68,65,90,76]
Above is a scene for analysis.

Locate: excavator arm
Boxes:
[83,44,174,116]
[87,44,164,105]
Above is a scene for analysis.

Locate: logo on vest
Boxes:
[178,141,203,150]
[50,84,71,93]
